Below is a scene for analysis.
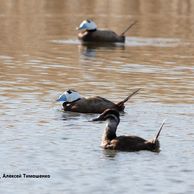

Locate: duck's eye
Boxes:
[67,90,72,94]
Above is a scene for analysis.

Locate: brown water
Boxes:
[0,1,194,193]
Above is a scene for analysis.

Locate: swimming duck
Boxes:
[92,109,165,152]
[57,89,140,114]
[77,19,137,43]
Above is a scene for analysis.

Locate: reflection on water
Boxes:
[0,0,194,194]
[52,36,181,47]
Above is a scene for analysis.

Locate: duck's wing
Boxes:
[115,135,146,144]
[85,96,116,111]
[64,96,115,113]
[88,30,124,42]
[88,96,114,104]
[109,135,147,151]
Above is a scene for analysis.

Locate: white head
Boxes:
[77,19,97,31]
[56,89,81,103]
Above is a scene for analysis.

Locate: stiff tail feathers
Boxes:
[116,88,141,108]
[154,119,166,143]
[120,20,138,36]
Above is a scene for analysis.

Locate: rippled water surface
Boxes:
[0,1,194,193]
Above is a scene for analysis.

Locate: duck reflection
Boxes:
[79,42,125,57]
[102,149,118,159]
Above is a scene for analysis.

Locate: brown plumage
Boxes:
[78,30,125,43]
[63,89,140,113]
[92,109,165,152]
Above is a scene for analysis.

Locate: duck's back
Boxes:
[63,96,117,113]
[106,136,160,152]
[78,30,125,43]
[107,136,149,151]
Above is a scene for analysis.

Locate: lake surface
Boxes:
[0,0,194,193]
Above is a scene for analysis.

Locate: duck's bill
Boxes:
[92,117,100,121]
[56,94,67,102]
[92,115,105,121]
[76,26,86,30]
[76,25,86,30]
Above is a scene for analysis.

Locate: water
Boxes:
[0,0,194,193]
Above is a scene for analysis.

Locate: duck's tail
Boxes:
[120,20,138,36]
[116,88,141,110]
[154,119,166,143]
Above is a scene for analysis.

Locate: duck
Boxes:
[92,109,165,152]
[57,88,140,114]
[77,19,137,43]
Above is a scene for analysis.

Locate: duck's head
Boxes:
[76,19,97,31]
[92,109,120,122]
[56,89,81,103]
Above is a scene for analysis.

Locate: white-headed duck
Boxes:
[77,19,137,43]
[57,89,140,114]
[92,109,165,152]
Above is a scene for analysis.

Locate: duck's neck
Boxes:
[87,29,97,32]
[63,98,81,106]
[102,117,119,143]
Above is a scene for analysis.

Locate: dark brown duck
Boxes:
[77,19,137,43]
[93,109,165,152]
[57,89,140,114]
